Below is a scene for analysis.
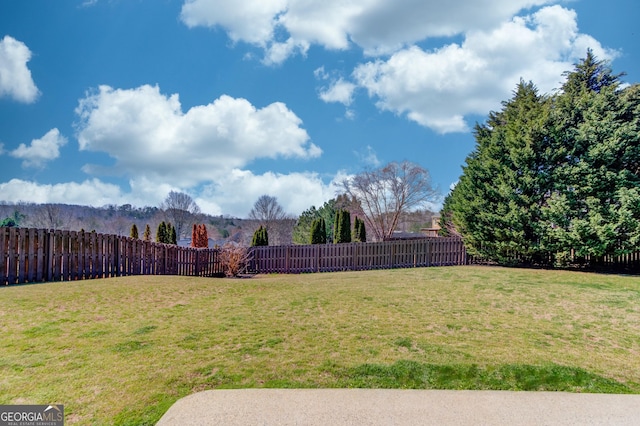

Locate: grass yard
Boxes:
[1,266,639,424]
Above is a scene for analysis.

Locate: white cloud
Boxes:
[319,78,356,105]
[0,35,40,103]
[344,109,355,121]
[313,66,328,80]
[10,128,67,168]
[58,83,334,216]
[351,5,619,133]
[80,0,98,7]
[197,169,346,216]
[264,38,309,66]
[180,0,554,63]
[0,170,346,217]
[182,2,617,133]
[75,84,321,187]
[181,0,287,46]
[355,145,381,167]
[0,178,125,207]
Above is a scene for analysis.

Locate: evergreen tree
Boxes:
[156,221,167,243]
[445,52,640,266]
[200,224,208,247]
[352,217,359,242]
[310,217,327,244]
[251,226,269,246]
[170,224,177,245]
[2,210,25,227]
[541,56,639,263]
[165,223,172,244]
[334,209,351,244]
[321,217,328,243]
[342,210,351,243]
[192,224,208,248]
[561,49,624,95]
[333,210,342,243]
[293,206,319,244]
[353,217,367,242]
[191,224,198,247]
[130,224,139,239]
[292,199,337,244]
[0,218,18,227]
[143,224,151,242]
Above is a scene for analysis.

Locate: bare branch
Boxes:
[342,161,438,241]
[248,195,287,231]
[160,191,200,239]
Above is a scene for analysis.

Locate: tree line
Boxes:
[441,50,640,267]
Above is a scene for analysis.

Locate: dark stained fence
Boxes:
[1,227,222,285]
[249,237,467,274]
[467,247,640,273]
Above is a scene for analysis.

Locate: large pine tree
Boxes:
[444,51,640,266]
[542,51,640,262]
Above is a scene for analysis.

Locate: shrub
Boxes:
[156,222,167,243]
[143,224,151,242]
[353,217,366,242]
[191,224,209,248]
[310,217,327,244]
[219,242,251,277]
[251,226,269,246]
[130,224,139,239]
[170,224,177,245]
[0,218,18,227]
[334,210,351,244]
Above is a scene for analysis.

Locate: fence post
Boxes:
[0,227,7,285]
[285,246,290,274]
[195,248,200,276]
[17,228,27,283]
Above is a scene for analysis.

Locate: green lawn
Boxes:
[1,266,639,424]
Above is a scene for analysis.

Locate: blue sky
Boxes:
[1,0,638,218]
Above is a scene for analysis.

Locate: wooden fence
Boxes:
[249,237,467,274]
[0,227,222,285]
[1,227,468,285]
[468,246,640,273]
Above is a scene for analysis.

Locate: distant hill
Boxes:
[0,201,248,242]
[0,202,436,246]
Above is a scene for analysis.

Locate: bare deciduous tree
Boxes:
[160,191,201,239]
[248,195,287,231]
[341,161,438,241]
[248,195,293,246]
[29,204,66,230]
